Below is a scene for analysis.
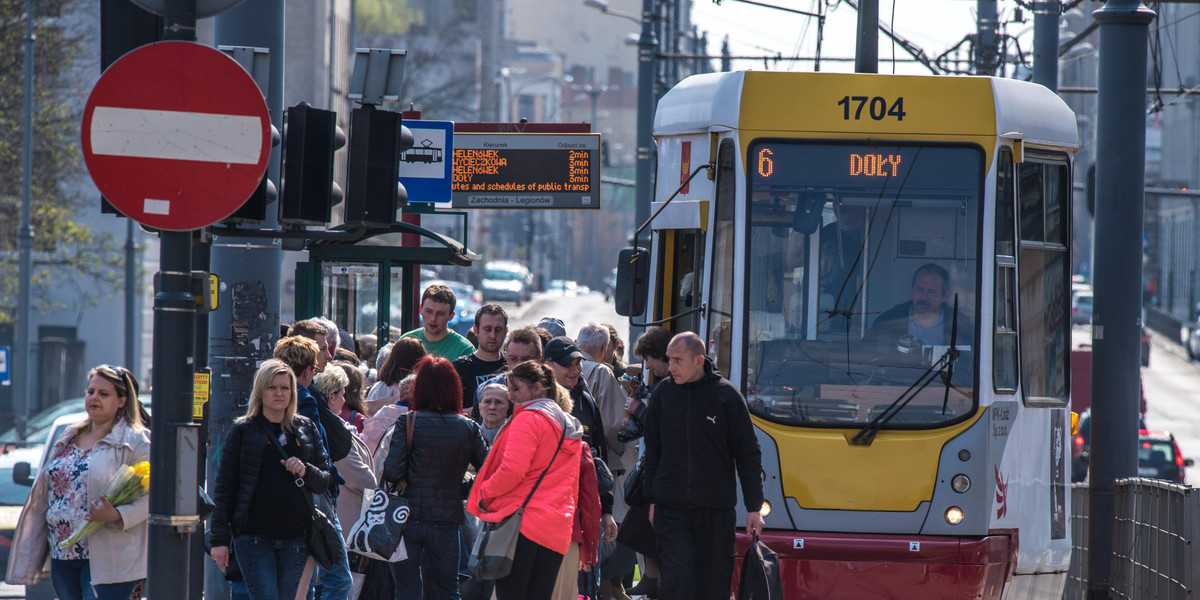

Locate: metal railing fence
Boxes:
[1064,479,1199,600]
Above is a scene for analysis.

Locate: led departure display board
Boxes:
[451,133,601,209]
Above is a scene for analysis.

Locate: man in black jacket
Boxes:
[643,332,764,600]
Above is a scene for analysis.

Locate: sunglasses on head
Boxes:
[100,364,129,379]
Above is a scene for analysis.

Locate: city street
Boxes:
[502,287,624,343]
[1141,330,1200,485]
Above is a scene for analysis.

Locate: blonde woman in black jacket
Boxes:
[210,359,332,600]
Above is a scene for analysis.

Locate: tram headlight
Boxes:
[760,501,772,517]
[945,506,965,525]
[951,474,971,493]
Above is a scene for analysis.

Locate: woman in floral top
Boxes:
[6,364,152,600]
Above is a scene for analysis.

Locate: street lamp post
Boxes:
[584,0,658,343]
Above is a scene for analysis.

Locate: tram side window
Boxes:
[994,149,1018,393]
[708,139,737,377]
[1017,160,1071,406]
[662,230,705,335]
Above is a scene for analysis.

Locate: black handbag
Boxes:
[259,418,344,570]
[737,535,783,600]
[593,456,615,495]
[624,455,648,507]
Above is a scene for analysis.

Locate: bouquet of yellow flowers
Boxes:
[59,461,150,550]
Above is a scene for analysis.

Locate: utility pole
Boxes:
[1088,0,1154,598]
[975,1,999,75]
[206,1,286,598]
[1033,1,1060,90]
[855,0,878,73]
[631,0,658,346]
[15,0,35,442]
[147,1,199,598]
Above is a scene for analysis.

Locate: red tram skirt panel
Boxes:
[733,530,1016,600]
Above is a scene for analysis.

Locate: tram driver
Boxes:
[869,262,974,355]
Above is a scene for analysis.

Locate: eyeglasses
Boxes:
[506,354,539,363]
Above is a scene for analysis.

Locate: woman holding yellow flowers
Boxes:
[6,364,152,600]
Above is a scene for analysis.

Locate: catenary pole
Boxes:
[15,0,35,442]
[1033,1,1060,90]
[631,0,658,347]
[1088,0,1154,597]
[976,1,998,75]
[855,0,878,73]
[206,1,286,598]
[148,0,199,598]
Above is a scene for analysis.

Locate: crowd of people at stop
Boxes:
[7,281,765,600]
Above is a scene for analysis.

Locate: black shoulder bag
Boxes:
[259,418,342,570]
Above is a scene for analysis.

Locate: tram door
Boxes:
[656,228,706,336]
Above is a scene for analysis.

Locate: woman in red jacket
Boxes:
[467,361,584,600]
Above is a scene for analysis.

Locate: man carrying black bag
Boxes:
[643,333,765,600]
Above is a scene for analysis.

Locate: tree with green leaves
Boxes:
[0,0,125,324]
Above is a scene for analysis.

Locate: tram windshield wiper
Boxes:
[851,295,962,446]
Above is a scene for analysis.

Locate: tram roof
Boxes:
[653,71,1078,150]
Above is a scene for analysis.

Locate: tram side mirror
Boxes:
[615,247,649,317]
[792,195,823,234]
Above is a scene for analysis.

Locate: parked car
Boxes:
[0,446,43,580]
[1072,291,1093,324]
[1185,318,1200,360]
[548,279,578,295]
[0,397,86,444]
[8,414,85,598]
[1137,429,1194,484]
[480,261,530,304]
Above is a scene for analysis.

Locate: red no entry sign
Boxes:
[82,41,271,231]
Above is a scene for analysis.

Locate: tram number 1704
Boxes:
[837,95,906,121]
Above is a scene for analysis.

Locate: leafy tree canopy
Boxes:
[355,0,423,35]
[0,0,124,324]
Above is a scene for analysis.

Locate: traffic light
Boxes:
[279,102,346,226]
[223,123,281,223]
[99,0,162,216]
[344,104,414,226]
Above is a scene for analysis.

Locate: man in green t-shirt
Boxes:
[402,283,476,360]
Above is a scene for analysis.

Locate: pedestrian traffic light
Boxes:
[344,104,414,226]
[279,102,346,226]
[223,123,281,223]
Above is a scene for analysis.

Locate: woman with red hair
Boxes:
[382,356,489,599]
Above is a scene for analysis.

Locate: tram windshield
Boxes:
[743,141,982,429]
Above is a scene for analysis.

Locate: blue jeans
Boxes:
[310,509,352,600]
[232,535,309,600]
[49,558,138,600]
[389,520,462,600]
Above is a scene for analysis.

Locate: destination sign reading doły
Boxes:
[451,133,600,209]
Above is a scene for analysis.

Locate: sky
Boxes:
[690,0,1036,75]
